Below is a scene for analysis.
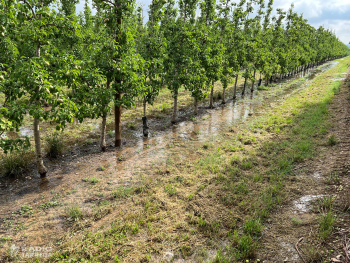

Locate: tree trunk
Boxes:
[233,75,238,100]
[115,93,122,147]
[34,39,47,177]
[194,98,198,115]
[251,70,256,92]
[142,99,149,137]
[222,80,227,104]
[172,90,178,124]
[100,114,107,151]
[242,77,247,96]
[209,81,214,108]
[34,117,47,177]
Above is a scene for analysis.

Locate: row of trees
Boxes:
[0,0,349,176]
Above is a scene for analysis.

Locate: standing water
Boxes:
[0,61,338,192]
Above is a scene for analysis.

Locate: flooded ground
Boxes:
[0,60,344,262]
[0,62,338,192]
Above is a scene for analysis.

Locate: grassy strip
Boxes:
[7,58,343,263]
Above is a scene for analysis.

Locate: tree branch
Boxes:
[21,0,37,19]
[101,0,115,7]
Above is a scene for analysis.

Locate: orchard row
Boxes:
[0,0,349,176]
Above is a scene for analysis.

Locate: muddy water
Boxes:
[0,62,338,193]
[82,61,339,187]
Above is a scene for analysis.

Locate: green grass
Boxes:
[44,59,350,262]
[82,177,100,185]
[244,218,263,237]
[39,201,63,210]
[327,135,338,146]
[164,184,177,196]
[112,186,134,199]
[66,206,83,221]
[45,132,64,158]
[319,211,335,239]
[0,150,34,177]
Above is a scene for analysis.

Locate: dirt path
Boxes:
[259,71,350,262]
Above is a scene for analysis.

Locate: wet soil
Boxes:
[0,61,344,261]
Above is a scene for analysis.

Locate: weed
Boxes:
[332,81,341,94]
[234,234,256,259]
[83,177,100,185]
[303,246,323,262]
[211,221,221,233]
[315,196,334,212]
[319,211,335,239]
[181,245,192,258]
[39,201,63,210]
[234,182,248,194]
[99,165,106,171]
[0,235,11,244]
[244,218,263,236]
[127,122,137,130]
[0,150,33,177]
[164,184,176,196]
[203,142,210,149]
[112,186,134,199]
[190,115,199,122]
[197,217,206,227]
[257,85,269,91]
[291,217,302,225]
[241,158,254,170]
[326,171,339,184]
[230,155,240,166]
[212,249,231,263]
[253,174,263,182]
[327,135,338,146]
[187,193,195,200]
[45,132,64,158]
[66,206,83,221]
[84,139,94,145]
[107,130,114,137]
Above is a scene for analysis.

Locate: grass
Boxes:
[45,132,64,158]
[0,150,34,177]
[164,184,177,196]
[243,218,263,237]
[82,177,100,185]
[319,211,335,239]
[39,201,63,210]
[66,206,83,221]
[327,135,338,146]
[112,186,134,199]
[315,196,335,212]
[5,59,349,262]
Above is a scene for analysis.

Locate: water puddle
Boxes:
[0,62,339,193]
